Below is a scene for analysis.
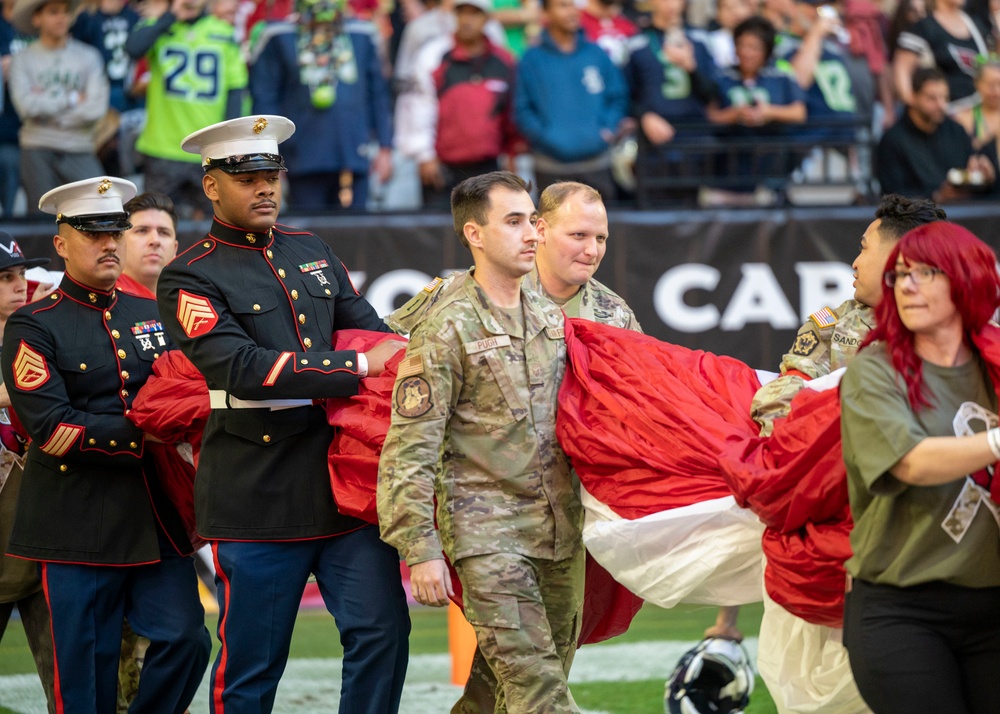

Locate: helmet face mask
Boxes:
[665,638,755,714]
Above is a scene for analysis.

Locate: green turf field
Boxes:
[0,602,777,713]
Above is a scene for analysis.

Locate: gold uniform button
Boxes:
[130,442,138,449]
[323,359,331,366]
[298,314,306,324]
[303,338,312,348]
[88,438,96,445]
[253,304,261,311]
[324,289,331,295]
[88,292,97,303]
[267,250,273,259]
[291,290,299,300]
[112,329,120,339]
[345,360,353,367]
[121,370,129,379]
[278,268,286,278]
[262,435,271,443]
[79,363,87,371]
[203,242,211,248]
[59,464,68,472]
[50,293,58,300]
[121,389,129,397]
[154,353,160,359]
[118,349,126,359]
[300,359,309,365]
[105,311,112,320]
[109,440,117,447]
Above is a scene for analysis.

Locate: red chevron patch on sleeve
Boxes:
[13,341,49,391]
[177,290,219,338]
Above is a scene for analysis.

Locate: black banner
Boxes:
[8,204,998,369]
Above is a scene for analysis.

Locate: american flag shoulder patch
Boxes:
[397,354,424,378]
[809,306,838,329]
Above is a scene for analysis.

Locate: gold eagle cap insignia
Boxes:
[253,117,268,134]
[97,178,112,194]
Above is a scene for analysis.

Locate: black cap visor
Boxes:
[0,256,51,271]
[204,153,288,174]
[58,212,132,233]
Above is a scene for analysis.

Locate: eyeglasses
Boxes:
[884,267,944,288]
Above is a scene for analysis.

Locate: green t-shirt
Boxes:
[841,343,1000,588]
[136,16,248,162]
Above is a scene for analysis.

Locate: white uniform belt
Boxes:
[208,390,313,411]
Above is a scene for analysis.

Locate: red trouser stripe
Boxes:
[39,563,65,714]
[211,543,232,714]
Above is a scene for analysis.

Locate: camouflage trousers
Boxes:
[453,548,585,714]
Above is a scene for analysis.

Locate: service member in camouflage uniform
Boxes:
[378,172,585,714]
[750,195,948,437]
[448,181,640,714]
[706,194,946,645]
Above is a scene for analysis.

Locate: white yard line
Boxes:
[0,638,759,714]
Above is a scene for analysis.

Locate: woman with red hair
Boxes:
[840,221,1000,714]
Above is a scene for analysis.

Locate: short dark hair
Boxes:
[451,171,531,248]
[874,194,946,242]
[123,192,178,231]
[912,66,947,95]
[733,16,776,62]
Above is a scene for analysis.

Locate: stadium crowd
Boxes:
[2,0,1000,214]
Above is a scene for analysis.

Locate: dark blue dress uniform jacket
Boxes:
[0,275,192,565]
[156,218,393,541]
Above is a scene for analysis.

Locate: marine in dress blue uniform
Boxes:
[155,115,410,714]
[0,177,211,714]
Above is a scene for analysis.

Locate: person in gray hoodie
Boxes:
[8,0,108,215]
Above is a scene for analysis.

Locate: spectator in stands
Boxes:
[762,0,862,141]
[72,0,143,176]
[0,0,27,216]
[702,0,753,69]
[8,0,109,215]
[395,0,521,209]
[515,0,629,197]
[955,56,1000,147]
[580,0,638,67]
[250,0,392,211]
[627,0,720,148]
[893,0,991,110]
[118,191,178,298]
[887,0,926,57]
[708,16,806,131]
[877,67,995,200]
[125,0,247,219]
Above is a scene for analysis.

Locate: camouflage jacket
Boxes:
[751,299,874,435]
[522,270,642,331]
[387,267,642,335]
[377,272,581,565]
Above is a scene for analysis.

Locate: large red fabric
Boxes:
[556,318,762,519]
[129,350,210,548]
[557,318,849,626]
[326,329,408,524]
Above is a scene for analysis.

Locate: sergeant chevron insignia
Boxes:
[13,342,49,390]
[177,291,219,338]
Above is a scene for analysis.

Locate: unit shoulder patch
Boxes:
[395,376,433,418]
[791,330,819,357]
